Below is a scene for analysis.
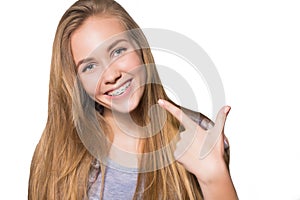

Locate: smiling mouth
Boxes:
[106,80,132,96]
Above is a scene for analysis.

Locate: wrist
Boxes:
[196,162,230,186]
[197,168,238,200]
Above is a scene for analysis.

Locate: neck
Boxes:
[103,108,143,168]
[103,108,142,153]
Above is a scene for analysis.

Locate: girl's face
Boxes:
[71,17,146,114]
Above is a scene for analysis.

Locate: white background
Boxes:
[0,0,299,199]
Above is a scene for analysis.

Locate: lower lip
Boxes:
[105,80,132,99]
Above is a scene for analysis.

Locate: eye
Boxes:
[111,47,127,58]
[82,63,96,73]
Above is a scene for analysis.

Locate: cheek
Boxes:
[80,72,102,97]
[79,52,143,97]
[117,52,143,72]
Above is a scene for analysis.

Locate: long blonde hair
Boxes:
[28,0,223,199]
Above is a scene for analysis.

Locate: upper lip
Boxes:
[104,79,132,94]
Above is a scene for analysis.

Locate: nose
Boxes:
[102,65,122,85]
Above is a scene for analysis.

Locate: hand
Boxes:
[158,99,231,184]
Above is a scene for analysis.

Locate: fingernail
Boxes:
[158,99,164,106]
[224,106,231,114]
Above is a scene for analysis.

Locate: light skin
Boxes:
[71,16,238,199]
[158,99,238,199]
[72,17,146,115]
[71,16,145,154]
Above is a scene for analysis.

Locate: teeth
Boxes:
[107,81,131,96]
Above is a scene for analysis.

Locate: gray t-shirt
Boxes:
[88,159,138,200]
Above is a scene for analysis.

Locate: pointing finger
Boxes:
[158,99,195,129]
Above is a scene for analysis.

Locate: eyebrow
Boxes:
[107,38,128,53]
[76,57,96,70]
[76,39,128,69]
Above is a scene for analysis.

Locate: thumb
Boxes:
[199,106,230,159]
[214,106,231,134]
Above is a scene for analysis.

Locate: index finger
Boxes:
[158,99,195,129]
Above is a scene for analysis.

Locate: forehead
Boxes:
[71,16,126,64]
